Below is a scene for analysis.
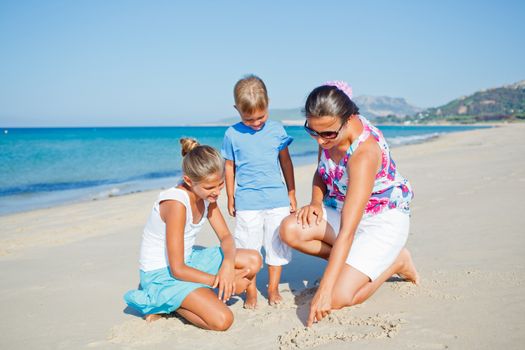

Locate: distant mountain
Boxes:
[353,96,422,119]
[219,96,421,125]
[416,80,525,123]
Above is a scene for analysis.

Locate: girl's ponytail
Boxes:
[180,138,199,157]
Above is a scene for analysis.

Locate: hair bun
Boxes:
[180,138,199,157]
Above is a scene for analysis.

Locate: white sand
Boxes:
[1,124,524,349]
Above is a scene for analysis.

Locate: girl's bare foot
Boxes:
[244,288,258,309]
[267,288,283,306]
[396,248,420,285]
[144,314,162,323]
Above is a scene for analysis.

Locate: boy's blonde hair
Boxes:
[233,75,269,114]
[180,138,224,183]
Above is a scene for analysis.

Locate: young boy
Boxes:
[221,75,296,308]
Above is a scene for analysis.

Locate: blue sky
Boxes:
[1,0,524,126]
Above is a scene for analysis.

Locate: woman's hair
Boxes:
[304,85,360,121]
[234,74,269,115]
[179,138,224,183]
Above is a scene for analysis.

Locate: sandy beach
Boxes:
[1,124,524,349]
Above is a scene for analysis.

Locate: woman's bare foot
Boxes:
[144,314,163,323]
[267,288,282,306]
[396,248,420,285]
[244,287,258,309]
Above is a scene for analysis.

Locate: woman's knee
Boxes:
[208,308,233,331]
[279,215,300,246]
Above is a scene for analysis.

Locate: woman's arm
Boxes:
[162,200,216,286]
[208,201,237,301]
[278,147,297,212]
[307,140,381,326]
[224,160,236,217]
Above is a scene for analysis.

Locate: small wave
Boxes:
[0,169,183,197]
[386,133,441,147]
[92,187,121,200]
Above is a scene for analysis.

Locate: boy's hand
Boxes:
[227,199,236,217]
[289,194,297,213]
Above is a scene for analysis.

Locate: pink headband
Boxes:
[323,81,353,99]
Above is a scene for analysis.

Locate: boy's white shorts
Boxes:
[323,206,410,281]
[234,206,292,266]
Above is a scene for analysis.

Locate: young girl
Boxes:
[124,138,262,331]
[279,81,420,327]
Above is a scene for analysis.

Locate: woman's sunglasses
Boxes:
[303,120,345,140]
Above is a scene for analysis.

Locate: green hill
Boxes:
[416,80,525,123]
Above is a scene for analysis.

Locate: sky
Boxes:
[1,0,524,126]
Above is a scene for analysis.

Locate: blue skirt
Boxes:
[124,247,223,315]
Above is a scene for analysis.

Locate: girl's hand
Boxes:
[227,199,236,217]
[213,261,236,302]
[295,202,323,228]
[289,194,297,213]
[307,287,332,327]
[234,268,251,293]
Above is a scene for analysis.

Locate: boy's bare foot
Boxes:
[144,314,162,323]
[268,288,282,306]
[244,289,257,309]
[397,248,420,285]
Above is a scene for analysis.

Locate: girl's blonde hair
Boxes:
[234,74,269,114]
[180,138,224,183]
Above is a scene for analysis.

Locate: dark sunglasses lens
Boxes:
[319,131,337,139]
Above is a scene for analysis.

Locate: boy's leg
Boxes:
[267,265,283,305]
[263,207,293,305]
[234,210,264,309]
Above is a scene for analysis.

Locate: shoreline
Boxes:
[0,129,448,257]
[0,124,488,217]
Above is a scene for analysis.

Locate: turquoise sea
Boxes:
[0,124,486,215]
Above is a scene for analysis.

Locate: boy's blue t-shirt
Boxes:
[221,120,293,211]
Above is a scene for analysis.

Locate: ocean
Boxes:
[0,124,486,215]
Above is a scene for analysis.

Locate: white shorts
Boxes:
[234,207,292,266]
[323,206,410,281]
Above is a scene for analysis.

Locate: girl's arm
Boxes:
[278,147,297,212]
[297,146,326,226]
[224,160,236,217]
[307,140,381,326]
[162,200,215,286]
[208,201,238,301]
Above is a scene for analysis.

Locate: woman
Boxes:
[279,81,419,326]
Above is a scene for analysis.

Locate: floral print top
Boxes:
[318,115,413,218]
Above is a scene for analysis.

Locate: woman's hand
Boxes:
[295,202,323,228]
[307,286,332,327]
[213,260,236,302]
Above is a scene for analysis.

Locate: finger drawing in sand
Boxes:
[280,81,420,326]
[124,138,262,330]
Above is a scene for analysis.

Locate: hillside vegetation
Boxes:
[415,80,525,123]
